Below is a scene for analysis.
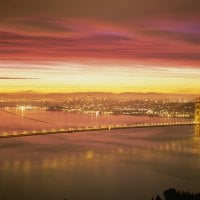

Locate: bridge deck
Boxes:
[0,122,198,139]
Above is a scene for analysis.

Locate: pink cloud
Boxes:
[0,17,200,67]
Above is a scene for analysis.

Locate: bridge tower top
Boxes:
[195,98,200,123]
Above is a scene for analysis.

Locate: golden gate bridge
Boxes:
[0,99,200,138]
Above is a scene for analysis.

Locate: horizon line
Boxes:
[0,92,200,95]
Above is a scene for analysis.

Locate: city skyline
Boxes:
[0,0,200,94]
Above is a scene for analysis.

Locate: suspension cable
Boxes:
[0,108,55,125]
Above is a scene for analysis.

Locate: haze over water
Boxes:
[0,113,199,200]
[0,109,185,134]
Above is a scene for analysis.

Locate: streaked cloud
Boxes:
[0,0,199,93]
[0,17,199,66]
[0,61,200,94]
[0,77,39,80]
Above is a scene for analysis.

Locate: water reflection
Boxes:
[0,127,200,200]
[195,124,200,136]
[1,137,200,174]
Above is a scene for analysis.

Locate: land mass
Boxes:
[0,92,199,100]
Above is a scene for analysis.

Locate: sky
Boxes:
[0,0,200,94]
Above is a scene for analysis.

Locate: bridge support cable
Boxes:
[0,108,55,125]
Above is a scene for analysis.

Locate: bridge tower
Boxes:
[194,98,200,136]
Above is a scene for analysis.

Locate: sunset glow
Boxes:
[0,0,200,94]
[1,1,200,199]
[0,61,200,93]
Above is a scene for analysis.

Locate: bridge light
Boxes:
[2,132,8,137]
[13,131,17,135]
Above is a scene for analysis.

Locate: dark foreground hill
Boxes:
[152,188,200,200]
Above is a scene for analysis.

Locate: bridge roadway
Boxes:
[0,121,198,139]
